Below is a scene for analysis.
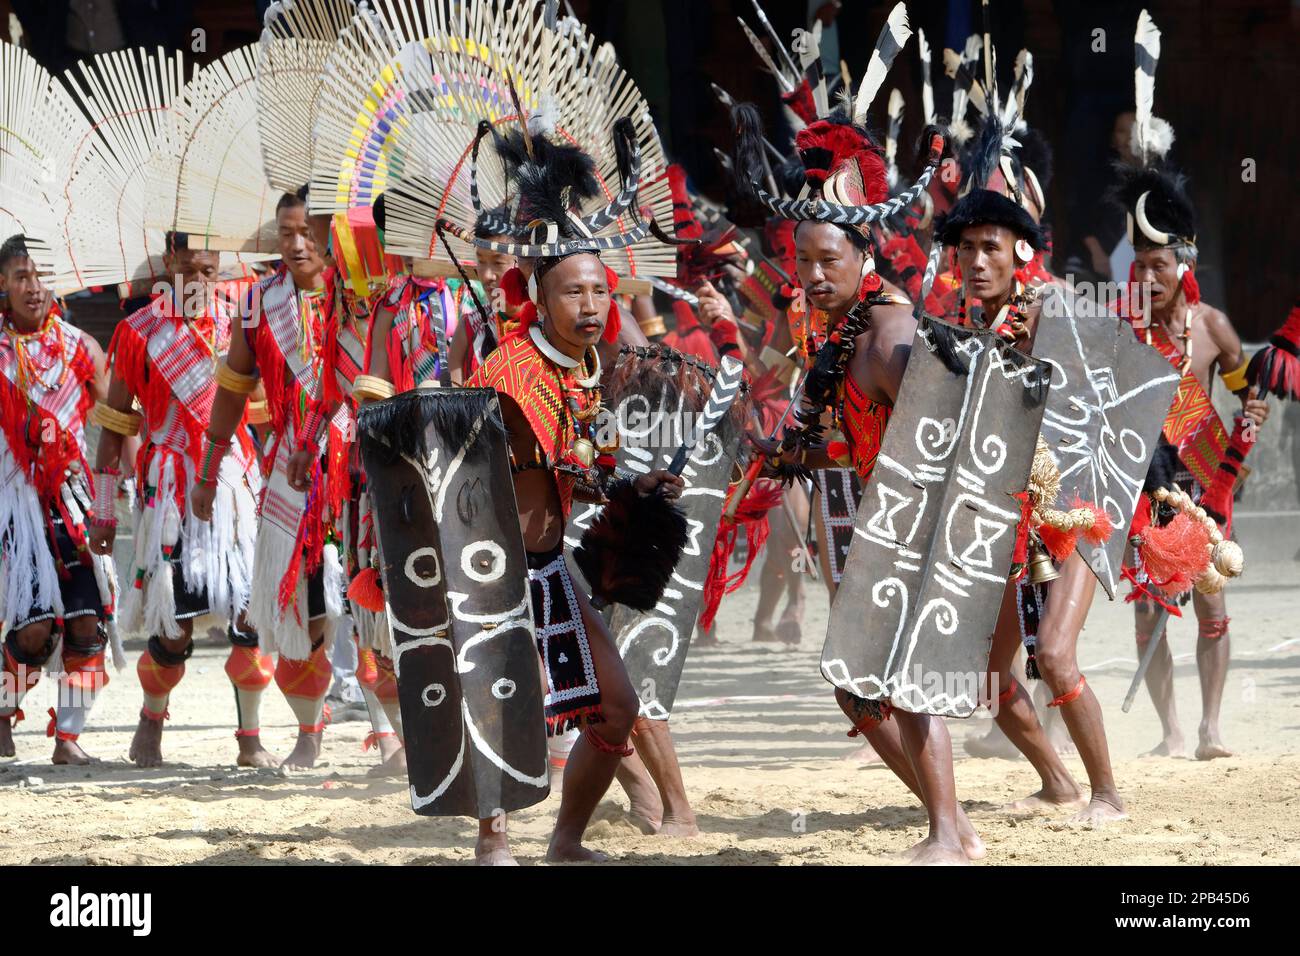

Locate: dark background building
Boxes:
[3,0,1295,338]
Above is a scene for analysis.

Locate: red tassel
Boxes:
[1037,523,1078,564]
[347,566,385,613]
[700,481,782,631]
[1074,497,1114,546]
[1248,302,1300,401]
[665,164,703,240]
[1138,512,1210,595]
[603,266,622,344]
[1126,494,1154,543]
[1180,268,1201,306]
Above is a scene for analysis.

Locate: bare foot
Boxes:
[909,836,969,866]
[957,808,986,860]
[775,618,802,644]
[52,738,94,765]
[626,809,660,835]
[366,745,407,779]
[546,840,610,863]
[1050,730,1078,757]
[129,713,165,768]
[656,814,700,838]
[751,623,780,643]
[0,717,14,758]
[1142,733,1186,758]
[963,725,1022,760]
[898,811,984,862]
[236,735,278,768]
[1195,729,1233,761]
[475,830,518,866]
[1005,787,1087,814]
[844,742,880,764]
[1064,795,1129,827]
[280,731,322,770]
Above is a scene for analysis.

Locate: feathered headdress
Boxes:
[934,6,1046,252]
[310,0,675,278]
[731,3,943,236]
[1112,10,1195,253]
[0,40,91,291]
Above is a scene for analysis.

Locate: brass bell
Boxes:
[1026,537,1059,585]
[572,437,596,468]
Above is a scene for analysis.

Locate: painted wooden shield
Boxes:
[812,467,863,584]
[1032,286,1181,598]
[358,388,549,817]
[565,352,744,719]
[822,320,1050,717]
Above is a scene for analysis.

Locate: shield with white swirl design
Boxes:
[822,320,1050,717]
[1031,286,1180,598]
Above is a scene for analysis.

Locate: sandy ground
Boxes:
[2,518,1298,866]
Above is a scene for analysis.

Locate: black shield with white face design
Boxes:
[822,320,1050,717]
[1033,286,1181,598]
[360,388,548,817]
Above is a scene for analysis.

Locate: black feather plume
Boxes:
[357,388,505,465]
[574,479,689,611]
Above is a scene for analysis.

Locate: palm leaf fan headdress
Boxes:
[57,47,193,289]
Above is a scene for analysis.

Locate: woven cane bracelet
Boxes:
[353,374,396,402]
[246,400,270,425]
[215,361,260,395]
[91,402,142,437]
[196,438,231,485]
[91,469,119,526]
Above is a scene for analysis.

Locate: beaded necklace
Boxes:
[2,306,71,396]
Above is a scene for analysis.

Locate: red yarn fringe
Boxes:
[347,566,385,613]
[1138,512,1210,595]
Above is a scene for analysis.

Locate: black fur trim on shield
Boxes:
[922,318,971,376]
[357,388,505,465]
[574,478,689,611]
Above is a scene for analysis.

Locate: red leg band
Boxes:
[46,707,78,741]
[1198,617,1230,641]
[234,728,261,738]
[582,722,633,757]
[1048,675,1087,708]
[363,731,398,752]
[997,678,1018,706]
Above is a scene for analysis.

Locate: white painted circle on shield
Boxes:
[492,678,516,699]
[462,540,506,583]
[422,683,447,707]
[1118,427,1146,463]
[405,547,442,588]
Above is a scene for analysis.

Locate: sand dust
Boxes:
[2,545,1298,866]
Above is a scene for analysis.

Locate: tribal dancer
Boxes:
[88,234,268,767]
[943,15,1177,822]
[465,198,683,863]
[1115,10,1267,760]
[731,2,983,864]
[192,190,341,771]
[0,235,119,764]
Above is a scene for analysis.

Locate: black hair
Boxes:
[0,234,32,272]
[164,231,190,253]
[276,189,307,215]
